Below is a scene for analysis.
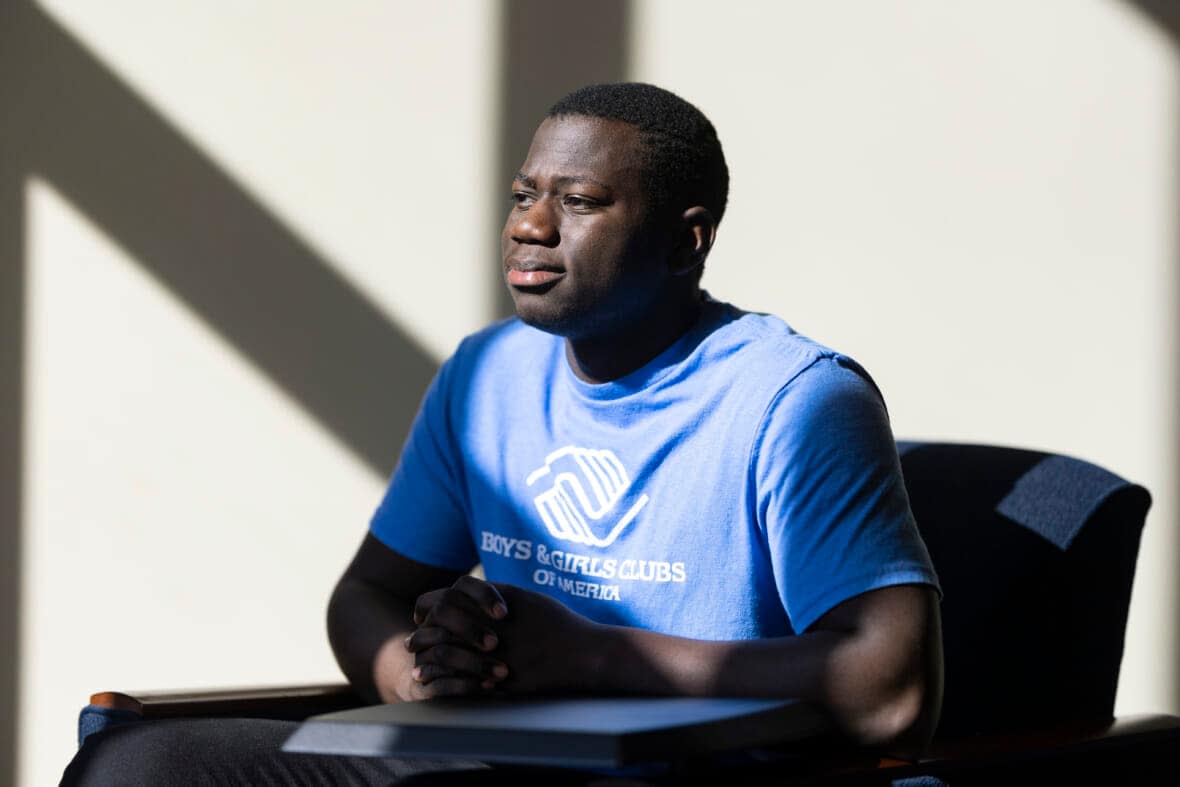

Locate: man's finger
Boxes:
[411,663,458,685]
[452,575,509,620]
[420,676,486,699]
[411,588,447,625]
[421,588,500,650]
[406,627,508,663]
[415,643,506,681]
[411,662,507,688]
[405,671,485,701]
[413,585,496,636]
[404,625,460,653]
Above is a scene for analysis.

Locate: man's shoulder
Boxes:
[700,299,885,409]
[700,300,840,380]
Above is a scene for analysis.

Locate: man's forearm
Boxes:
[591,626,929,745]
[582,586,942,756]
[328,534,479,703]
[327,576,417,704]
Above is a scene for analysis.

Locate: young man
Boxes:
[64,83,941,785]
[329,83,942,752]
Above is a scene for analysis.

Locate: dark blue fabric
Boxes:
[995,455,1128,549]
[64,718,491,786]
[77,704,142,748]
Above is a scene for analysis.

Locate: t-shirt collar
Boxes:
[562,293,728,401]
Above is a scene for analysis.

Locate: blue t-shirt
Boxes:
[371,297,938,638]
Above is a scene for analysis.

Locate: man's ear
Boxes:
[670,206,717,277]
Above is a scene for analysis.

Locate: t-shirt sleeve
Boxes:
[753,355,939,633]
[369,354,479,572]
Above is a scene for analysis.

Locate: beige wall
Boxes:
[13,2,497,785]
[5,1,1177,785]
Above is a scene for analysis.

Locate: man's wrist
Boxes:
[579,622,624,694]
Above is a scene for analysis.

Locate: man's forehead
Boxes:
[518,116,645,182]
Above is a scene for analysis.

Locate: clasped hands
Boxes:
[399,575,599,700]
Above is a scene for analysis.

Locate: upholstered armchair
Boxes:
[80,443,1180,783]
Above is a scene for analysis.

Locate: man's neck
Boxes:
[565,291,704,384]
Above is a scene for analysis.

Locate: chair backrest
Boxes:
[896,441,1151,740]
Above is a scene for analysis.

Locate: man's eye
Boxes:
[563,195,596,210]
[512,192,535,209]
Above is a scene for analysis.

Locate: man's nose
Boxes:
[510,199,559,246]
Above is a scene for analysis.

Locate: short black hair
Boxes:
[547,83,729,225]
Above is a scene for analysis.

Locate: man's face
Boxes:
[502,115,675,339]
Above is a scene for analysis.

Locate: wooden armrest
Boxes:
[89,682,365,722]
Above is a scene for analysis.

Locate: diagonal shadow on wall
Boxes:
[1,1,440,781]
[1123,0,1180,713]
[1,1,633,780]
[14,3,440,478]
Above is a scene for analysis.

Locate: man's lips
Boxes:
[505,260,565,288]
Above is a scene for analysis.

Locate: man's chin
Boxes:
[510,294,582,338]
[514,308,574,337]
